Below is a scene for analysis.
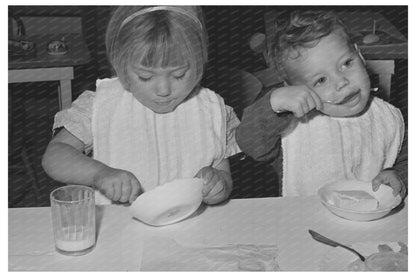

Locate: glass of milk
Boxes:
[50,185,96,256]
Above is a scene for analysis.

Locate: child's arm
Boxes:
[195,159,232,205]
[236,89,295,163]
[236,85,323,163]
[42,128,142,203]
[392,128,408,186]
[269,85,323,117]
[372,129,408,198]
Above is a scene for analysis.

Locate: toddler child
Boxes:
[236,10,406,197]
[42,6,241,205]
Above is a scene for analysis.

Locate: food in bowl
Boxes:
[129,178,203,226]
[326,190,379,212]
[318,180,402,221]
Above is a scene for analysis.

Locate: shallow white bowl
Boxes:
[318,180,402,221]
[130,178,204,226]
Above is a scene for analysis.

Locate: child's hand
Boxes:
[93,166,142,203]
[372,169,406,198]
[270,85,323,118]
[195,166,232,205]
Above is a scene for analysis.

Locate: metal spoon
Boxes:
[321,99,341,104]
[322,88,379,105]
[275,87,379,113]
[308,229,366,261]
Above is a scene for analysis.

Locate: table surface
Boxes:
[8,196,407,271]
[9,33,91,69]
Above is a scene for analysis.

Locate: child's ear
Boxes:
[354,43,366,66]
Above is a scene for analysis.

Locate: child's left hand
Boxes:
[195,166,232,205]
[372,169,406,198]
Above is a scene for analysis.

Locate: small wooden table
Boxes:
[8,33,91,110]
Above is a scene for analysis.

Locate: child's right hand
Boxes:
[270,85,323,118]
[93,166,142,203]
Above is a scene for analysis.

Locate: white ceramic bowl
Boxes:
[318,180,402,221]
[129,178,204,226]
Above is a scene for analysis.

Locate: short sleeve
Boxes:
[224,104,242,158]
[53,90,95,153]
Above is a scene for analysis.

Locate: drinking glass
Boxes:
[50,185,96,256]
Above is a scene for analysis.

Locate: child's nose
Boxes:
[335,76,349,91]
[156,79,172,97]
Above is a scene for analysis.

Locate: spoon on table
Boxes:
[308,229,366,261]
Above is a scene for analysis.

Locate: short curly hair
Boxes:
[105,6,208,91]
[271,10,353,83]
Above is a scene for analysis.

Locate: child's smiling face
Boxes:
[283,29,371,117]
[127,62,197,114]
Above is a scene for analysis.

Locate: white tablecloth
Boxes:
[8,196,407,271]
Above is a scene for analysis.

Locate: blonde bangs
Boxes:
[134,33,189,68]
[110,8,207,89]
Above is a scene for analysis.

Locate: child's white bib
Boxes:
[92,78,239,204]
[281,97,404,196]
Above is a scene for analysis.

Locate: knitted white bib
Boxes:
[91,78,233,204]
[281,97,404,196]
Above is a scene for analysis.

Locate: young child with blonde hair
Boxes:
[42,6,241,205]
[236,10,407,197]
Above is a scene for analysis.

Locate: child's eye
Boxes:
[314,77,327,87]
[172,72,186,80]
[342,58,354,69]
[173,74,185,80]
[138,76,152,82]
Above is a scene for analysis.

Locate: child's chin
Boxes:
[333,102,369,118]
[351,96,371,116]
[152,105,178,114]
[153,109,173,114]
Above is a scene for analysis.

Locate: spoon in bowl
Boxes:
[363,20,380,44]
[308,229,366,261]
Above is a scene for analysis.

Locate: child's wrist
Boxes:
[92,163,111,184]
[215,168,233,192]
[269,89,286,113]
